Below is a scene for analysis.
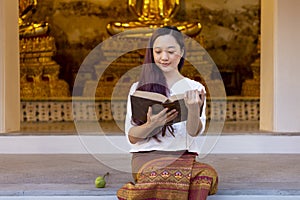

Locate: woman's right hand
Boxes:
[145,106,178,129]
[128,106,178,144]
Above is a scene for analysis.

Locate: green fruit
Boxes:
[95,172,109,188]
[95,176,106,188]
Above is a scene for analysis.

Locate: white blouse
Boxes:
[124,77,207,153]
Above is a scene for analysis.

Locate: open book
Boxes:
[130,90,203,125]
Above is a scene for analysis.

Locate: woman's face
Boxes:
[153,34,183,74]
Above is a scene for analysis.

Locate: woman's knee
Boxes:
[192,162,218,185]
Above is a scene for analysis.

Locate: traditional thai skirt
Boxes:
[117,150,218,200]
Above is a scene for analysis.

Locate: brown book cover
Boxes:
[130,90,203,125]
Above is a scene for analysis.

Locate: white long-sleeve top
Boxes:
[125,77,207,153]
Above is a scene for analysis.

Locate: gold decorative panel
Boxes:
[19,0,70,99]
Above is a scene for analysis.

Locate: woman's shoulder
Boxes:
[130,82,139,89]
[171,77,205,94]
[183,77,205,89]
[129,82,139,94]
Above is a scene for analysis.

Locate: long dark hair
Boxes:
[132,26,186,141]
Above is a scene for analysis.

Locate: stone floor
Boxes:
[0,154,300,197]
[1,121,300,199]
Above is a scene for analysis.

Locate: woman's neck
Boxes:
[164,70,184,89]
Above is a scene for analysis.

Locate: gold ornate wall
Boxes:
[19,0,70,99]
[21,0,261,97]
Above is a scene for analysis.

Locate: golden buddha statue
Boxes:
[19,0,49,38]
[19,0,70,99]
[87,0,209,99]
[107,0,201,36]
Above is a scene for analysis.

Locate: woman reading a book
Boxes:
[117,26,218,200]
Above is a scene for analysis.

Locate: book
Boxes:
[130,90,203,125]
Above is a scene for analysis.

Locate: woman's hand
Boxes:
[184,89,205,136]
[145,106,178,128]
[184,89,205,111]
[128,106,178,144]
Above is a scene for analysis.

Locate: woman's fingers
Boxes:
[156,108,168,118]
[166,109,178,122]
[146,106,152,121]
[147,107,178,126]
[184,89,205,110]
[147,107,167,125]
[185,90,199,103]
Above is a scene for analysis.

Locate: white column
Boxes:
[0,0,20,133]
[260,0,300,132]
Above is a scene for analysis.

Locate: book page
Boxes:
[132,90,168,102]
[168,93,185,102]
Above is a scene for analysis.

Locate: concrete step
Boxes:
[0,154,299,199]
[0,195,300,200]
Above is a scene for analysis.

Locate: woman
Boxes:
[117,26,218,200]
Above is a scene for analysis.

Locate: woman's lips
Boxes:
[160,63,170,67]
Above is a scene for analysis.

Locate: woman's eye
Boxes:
[154,51,161,54]
[168,51,175,54]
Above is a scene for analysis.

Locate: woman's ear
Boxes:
[181,48,185,57]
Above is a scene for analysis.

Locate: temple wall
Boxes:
[30,0,260,96]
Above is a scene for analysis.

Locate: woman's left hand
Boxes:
[184,89,205,136]
[184,89,205,111]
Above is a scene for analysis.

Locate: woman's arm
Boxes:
[128,107,178,144]
[184,89,205,137]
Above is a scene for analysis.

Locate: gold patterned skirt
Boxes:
[117,150,218,200]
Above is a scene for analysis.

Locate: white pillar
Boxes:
[260,0,300,132]
[0,0,20,133]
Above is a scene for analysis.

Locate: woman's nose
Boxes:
[161,51,169,60]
